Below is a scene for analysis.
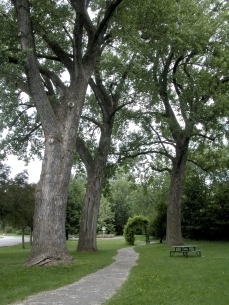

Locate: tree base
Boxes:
[77,243,98,252]
[24,253,75,267]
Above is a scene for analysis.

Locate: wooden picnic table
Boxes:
[170,245,202,257]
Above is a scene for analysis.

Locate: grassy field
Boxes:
[1,238,229,305]
[103,240,229,305]
[0,237,130,305]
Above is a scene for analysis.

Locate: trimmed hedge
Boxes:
[124,215,149,245]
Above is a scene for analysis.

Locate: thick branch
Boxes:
[149,124,170,156]
[117,149,174,162]
[172,55,184,97]
[95,0,123,40]
[42,34,73,74]
[89,77,111,117]
[110,100,135,121]
[75,136,94,171]
[160,53,183,143]
[12,0,60,139]
[39,66,66,96]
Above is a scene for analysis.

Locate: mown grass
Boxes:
[0,237,130,305]
[103,240,229,305]
[1,238,229,305]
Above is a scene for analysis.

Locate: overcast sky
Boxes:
[5,155,42,183]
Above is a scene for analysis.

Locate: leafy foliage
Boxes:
[149,202,167,243]
[123,215,149,245]
[97,196,115,234]
[108,174,133,235]
[66,175,85,236]
[182,166,229,240]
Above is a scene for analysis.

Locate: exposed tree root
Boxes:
[24,254,75,267]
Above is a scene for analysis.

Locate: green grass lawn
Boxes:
[1,238,229,305]
[103,240,229,305]
[0,237,129,305]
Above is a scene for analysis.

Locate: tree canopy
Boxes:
[1,0,229,262]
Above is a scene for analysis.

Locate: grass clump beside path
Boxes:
[103,240,229,305]
[0,238,129,305]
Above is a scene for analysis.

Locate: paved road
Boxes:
[0,235,30,247]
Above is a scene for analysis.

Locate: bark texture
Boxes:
[77,164,105,251]
[12,0,123,265]
[165,144,189,246]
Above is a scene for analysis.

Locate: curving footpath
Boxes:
[11,247,139,305]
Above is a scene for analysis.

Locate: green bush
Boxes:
[5,227,15,233]
[124,215,149,245]
[16,227,31,235]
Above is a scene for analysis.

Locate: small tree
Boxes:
[97,196,115,234]
[124,215,149,245]
[6,171,35,248]
[109,175,133,235]
[66,176,85,239]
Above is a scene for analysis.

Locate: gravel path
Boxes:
[11,247,139,305]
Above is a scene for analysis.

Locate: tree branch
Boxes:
[81,115,103,129]
[149,124,170,156]
[38,66,66,97]
[12,0,60,139]
[75,136,94,172]
[94,0,123,40]
[172,55,184,97]
[22,123,42,141]
[116,149,174,162]
[191,133,218,141]
[10,105,35,127]
[42,34,73,74]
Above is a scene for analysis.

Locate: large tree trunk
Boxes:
[165,145,188,246]
[76,75,118,252]
[25,109,82,266]
[77,164,105,251]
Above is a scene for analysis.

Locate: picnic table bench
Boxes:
[170,245,202,257]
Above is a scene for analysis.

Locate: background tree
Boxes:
[6,171,35,248]
[182,163,229,240]
[108,173,133,235]
[116,0,229,245]
[66,175,85,239]
[97,196,115,234]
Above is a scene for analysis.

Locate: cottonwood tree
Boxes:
[75,50,134,251]
[0,0,123,265]
[116,0,229,245]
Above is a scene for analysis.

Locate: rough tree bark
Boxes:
[12,0,123,266]
[77,160,106,251]
[165,143,189,246]
[76,74,120,251]
[159,53,192,246]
